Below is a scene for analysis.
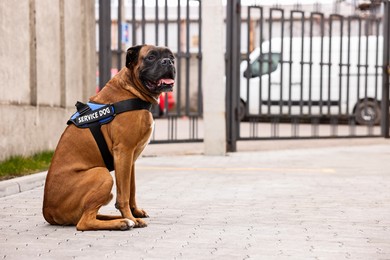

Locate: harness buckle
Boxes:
[75,101,90,115]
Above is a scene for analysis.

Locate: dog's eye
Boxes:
[147,55,156,61]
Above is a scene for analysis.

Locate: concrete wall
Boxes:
[0,0,96,161]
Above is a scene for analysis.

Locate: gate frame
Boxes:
[226,0,390,145]
[226,0,241,152]
[382,0,390,138]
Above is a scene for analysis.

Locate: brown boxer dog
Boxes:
[42,45,175,231]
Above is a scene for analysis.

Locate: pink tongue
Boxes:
[159,79,175,85]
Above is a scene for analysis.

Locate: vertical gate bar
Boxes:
[267,8,284,137]
[259,7,264,115]
[364,19,369,121]
[176,1,182,117]
[347,16,352,118]
[288,11,305,116]
[331,117,338,136]
[226,0,241,151]
[172,117,176,140]
[309,13,315,116]
[185,0,190,116]
[189,116,198,139]
[189,116,192,139]
[164,1,169,115]
[176,117,178,140]
[327,16,333,116]
[246,7,251,117]
[319,12,324,116]
[246,6,264,117]
[311,118,319,137]
[117,0,122,70]
[197,0,203,116]
[281,10,285,117]
[309,12,324,117]
[349,116,356,136]
[292,117,299,137]
[132,0,136,46]
[194,117,198,139]
[278,9,286,119]
[268,8,284,116]
[250,118,257,138]
[271,118,279,137]
[337,16,344,117]
[164,0,168,46]
[168,117,171,140]
[288,12,293,116]
[155,0,159,46]
[267,9,273,115]
[381,0,390,138]
[168,117,177,140]
[280,10,285,117]
[375,18,383,100]
[141,0,145,44]
[195,117,198,139]
[374,18,380,99]
[357,19,362,114]
[299,11,304,117]
[154,1,163,115]
[99,0,111,90]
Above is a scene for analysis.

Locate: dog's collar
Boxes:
[67,98,152,128]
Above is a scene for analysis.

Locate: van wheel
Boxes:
[354,100,381,125]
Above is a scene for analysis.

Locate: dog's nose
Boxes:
[161,58,173,66]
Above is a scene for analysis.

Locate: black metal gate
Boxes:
[226,1,390,151]
[98,0,203,144]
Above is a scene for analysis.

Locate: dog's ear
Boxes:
[126,45,144,68]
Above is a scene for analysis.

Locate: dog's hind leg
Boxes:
[96,214,123,220]
[77,211,135,231]
[75,168,135,231]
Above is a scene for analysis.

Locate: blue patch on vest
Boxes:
[69,102,115,128]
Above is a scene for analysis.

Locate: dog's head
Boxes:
[126,45,176,95]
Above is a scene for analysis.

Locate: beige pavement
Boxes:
[1,139,390,259]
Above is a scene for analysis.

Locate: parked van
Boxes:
[240,36,383,125]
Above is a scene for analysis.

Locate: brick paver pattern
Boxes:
[1,145,390,259]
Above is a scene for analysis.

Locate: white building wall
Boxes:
[0,0,96,161]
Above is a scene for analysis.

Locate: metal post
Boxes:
[117,0,122,70]
[226,0,241,152]
[99,0,111,90]
[382,0,390,137]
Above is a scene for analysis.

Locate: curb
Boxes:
[0,171,47,198]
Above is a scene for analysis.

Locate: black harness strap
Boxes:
[89,123,115,171]
[70,98,152,172]
[113,98,153,114]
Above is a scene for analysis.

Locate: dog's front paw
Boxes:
[132,208,149,218]
[121,219,135,230]
[133,218,148,228]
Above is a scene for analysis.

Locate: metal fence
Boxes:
[234,4,389,142]
[98,1,390,149]
[99,0,203,143]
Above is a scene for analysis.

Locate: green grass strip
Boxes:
[0,151,54,180]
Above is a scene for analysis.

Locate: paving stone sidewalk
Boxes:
[1,144,390,259]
